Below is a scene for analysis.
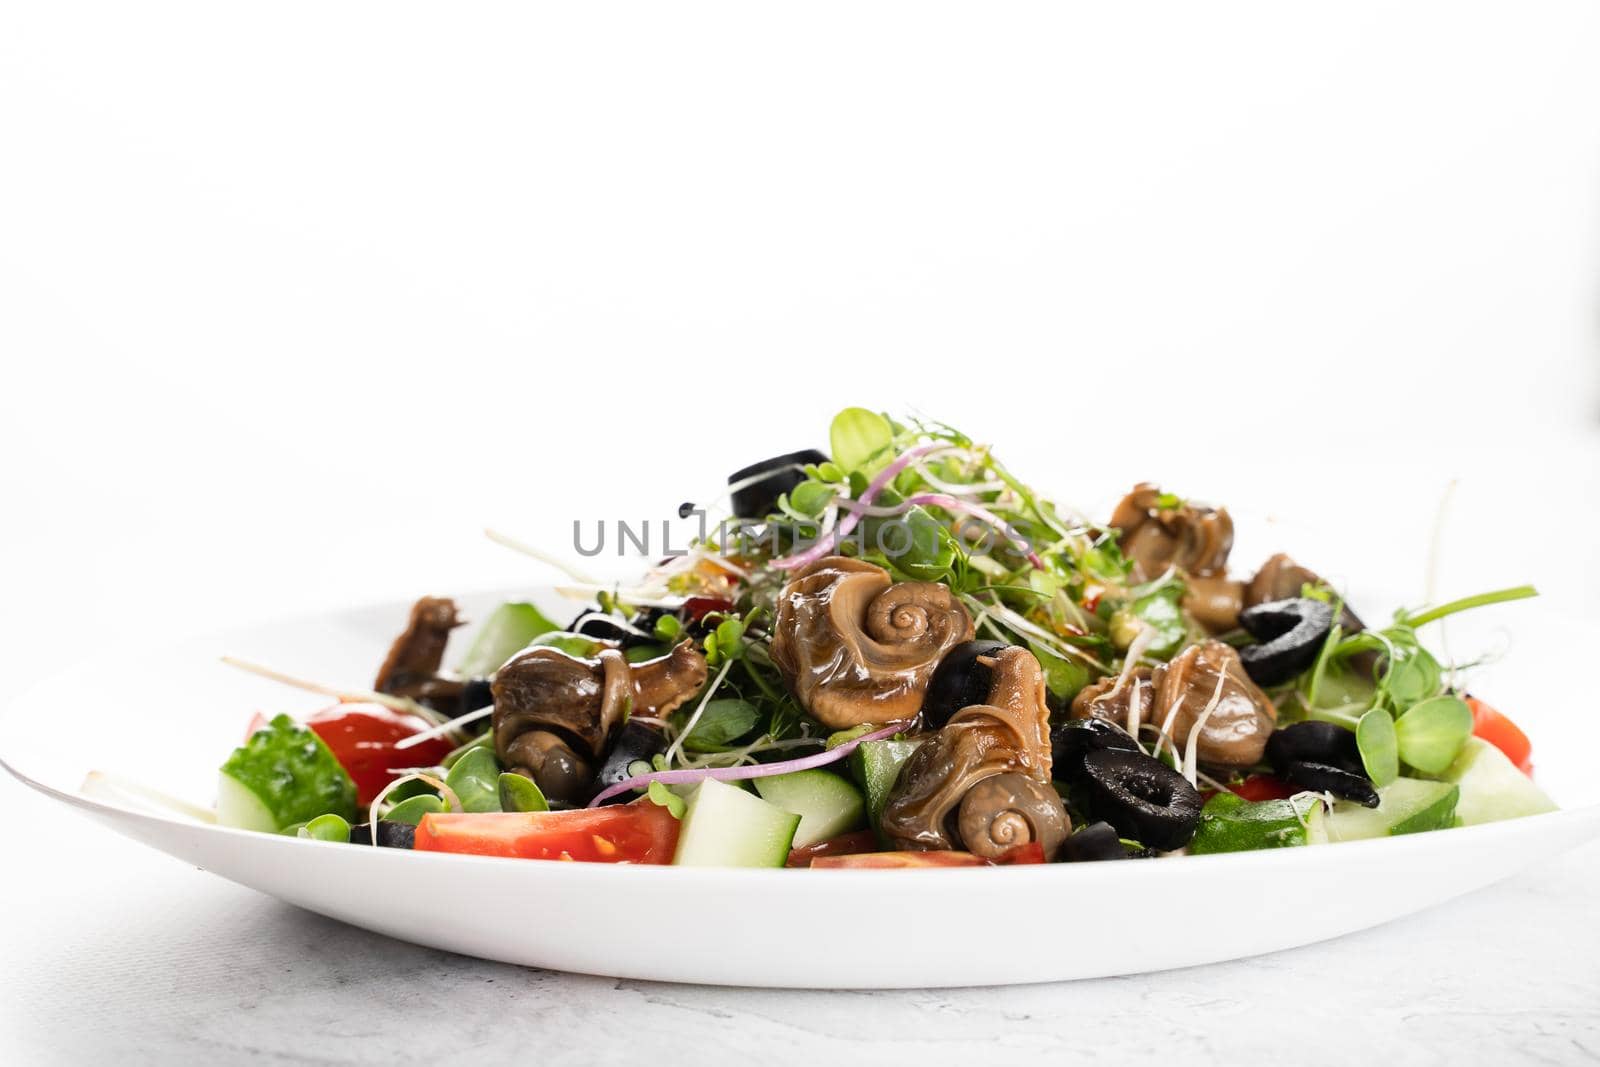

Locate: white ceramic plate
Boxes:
[3,588,1596,988]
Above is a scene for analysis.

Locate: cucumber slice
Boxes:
[672,779,802,868]
[1441,738,1556,826]
[215,771,279,833]
[848,738,922,842]
[752,770,866,848]
[1310,777,1458,842]
[1190,792,1322,854]
[456,602,560,676]
[217,714,357,832]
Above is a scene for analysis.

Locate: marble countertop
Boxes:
[5,767,1597,1064]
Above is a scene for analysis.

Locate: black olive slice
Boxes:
[1078,748,1203,851]
[922,640,1010,727]
[460,676,495,715]
[1265,720,1363,775]
[591,719,670,805]
[1049,717,1142,783]
[1282,760,1380,807]
[1237,598,1335,686]
[1059,821,1130,862]
[348,820,417,849]
[729,449,831,520]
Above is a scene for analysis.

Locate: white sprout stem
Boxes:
[81,770,216,824]
[1149,695,1187,766]
[218,656,452,727]
[686,463,812,514]
[689,546,751,579]
[569,611,652,639]
[1111,626,1156,701]
[367,772,461,843]
[1125,675,1147,755]
[394,703,495,750]
[484,528,601,586]
[627,715,672,731]
[1427,479,1459,690]
[975,599,1109,672]
[1181,668,1231,788]
[661,657,735,768]
[678,735,822,770]
[908,462,1009,497]
[552,584,690,609]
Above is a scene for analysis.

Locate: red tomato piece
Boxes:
[992,842,1047,865]
[1228,774,1299,802]
[682,596,734,621]
[811,851,989,869]
[1466,696,1533,774]
[306,702,454,806]
[414,800,680,864]
[786,830,881,867]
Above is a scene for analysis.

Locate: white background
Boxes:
[3,3,1599,1063]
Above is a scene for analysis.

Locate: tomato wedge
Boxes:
[812,851,989,869]
[992,842,1047,865]
[1228,774,1299,803]
[1466,696,1533,773]
[305,703,454,806]
[414,799,680,864]
[786,830,881,867]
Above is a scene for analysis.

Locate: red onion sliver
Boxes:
[771,444,948,570]
[587,722,907,807]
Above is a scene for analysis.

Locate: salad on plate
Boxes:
[173,409,1555,868]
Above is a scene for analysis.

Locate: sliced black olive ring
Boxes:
[1237,597,1335,687]
[1078,748,1203,852]
[729,449,831,519]
[1049,716,1141,782]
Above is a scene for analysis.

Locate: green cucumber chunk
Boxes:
[1190,792,1322,854]
[672,779,801,868]
[848,738,922,842]
[1441,738,1556,826]
[456,602,560,676]
[217,714,357,832]
[752,769,866,848]
[1313,777,1459,843]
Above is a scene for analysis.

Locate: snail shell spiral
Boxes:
[957,772,1070,860]
[770,556,974,730]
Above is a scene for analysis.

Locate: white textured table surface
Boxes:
[4,774,1598,1065]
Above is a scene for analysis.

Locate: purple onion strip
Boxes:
[587,721,907,807]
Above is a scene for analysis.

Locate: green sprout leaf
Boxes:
[497,772,549,813]
[1395,695,1474,775]
[789,479,836,518]
[1356,707,1400,788]
[385,794,446,825]
[829,407,892,473]
[681,698,760,752]
[444,746,504,813]
[298,813,352,843]
[1383,646,1442,709]
[646,780,687,818]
